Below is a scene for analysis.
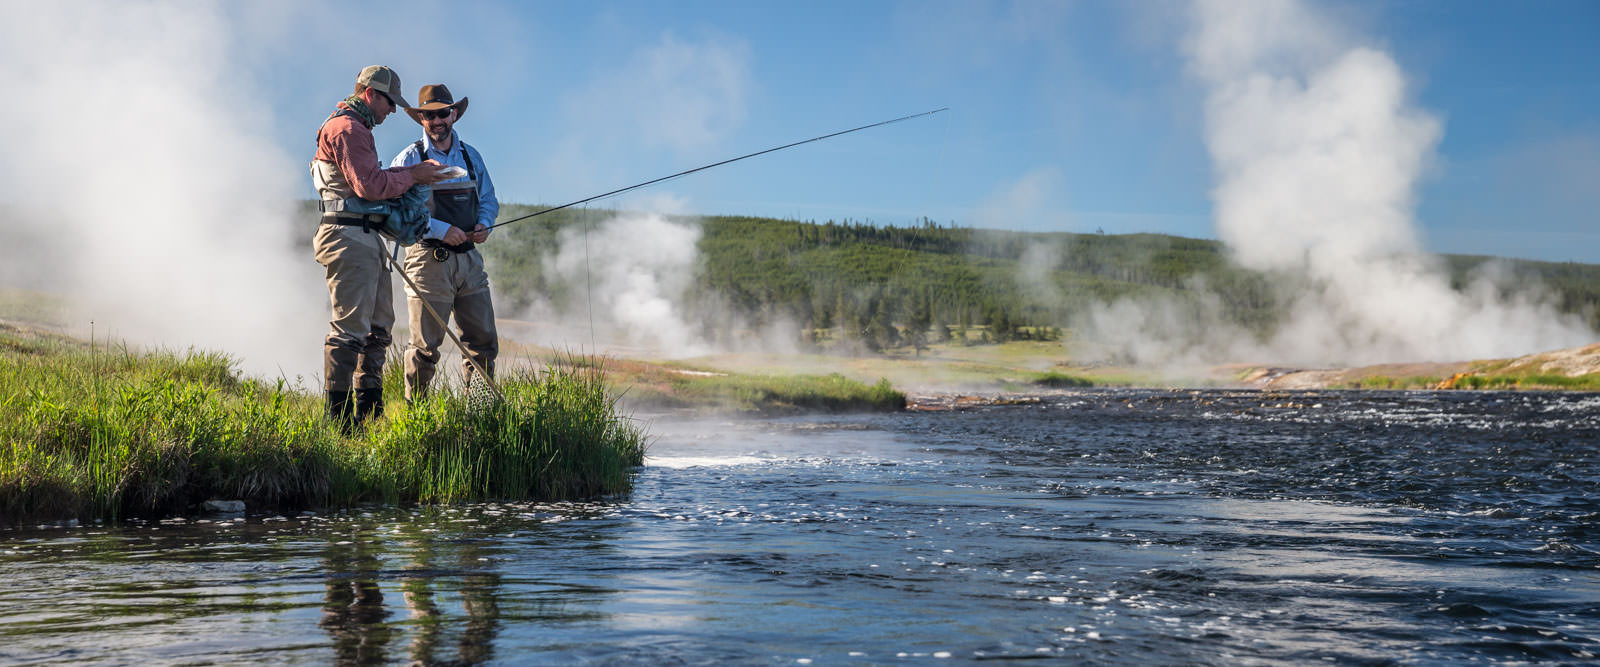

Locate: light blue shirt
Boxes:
[389,130,499,241]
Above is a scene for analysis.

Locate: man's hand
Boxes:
[471,223,490,244]
[411,159,448,185]
[442,226,471,246]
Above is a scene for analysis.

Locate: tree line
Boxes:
[466,204,1600,353]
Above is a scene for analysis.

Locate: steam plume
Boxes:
[0,2,324,380]
[544,211,710,357]
[1085,0,1591,367]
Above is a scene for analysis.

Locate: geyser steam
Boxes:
[0,2,323,380]
[523,209,802,359]
[1085,0,1592,367]
[545,211,709,357]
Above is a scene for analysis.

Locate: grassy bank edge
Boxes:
[575,357,909,414]
[0,323,646,524]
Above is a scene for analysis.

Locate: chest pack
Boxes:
[313,108,431,246]
[416,139,481,253]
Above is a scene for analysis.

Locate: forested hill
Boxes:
[479,204,1600,350]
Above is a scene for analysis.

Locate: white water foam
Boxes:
[645,454,773,469]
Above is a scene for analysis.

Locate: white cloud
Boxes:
[536,31,752,207]
[973,166,1068,230]
[565,32,751,154]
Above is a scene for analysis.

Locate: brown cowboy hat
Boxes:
[405,84,468,124]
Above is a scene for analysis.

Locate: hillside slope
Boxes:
[481,206,1600,353]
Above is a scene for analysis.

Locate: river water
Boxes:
[2,389,1597,664]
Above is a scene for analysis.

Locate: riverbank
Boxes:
[594,357,906,414]
[646,337,1600,394]
[7,310,1597,524]
[0,322,645,523]
[1229,342,1600,390]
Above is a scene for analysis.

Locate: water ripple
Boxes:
[1,391,1597,663]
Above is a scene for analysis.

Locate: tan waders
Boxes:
[310,81,420,431]
[403,177,498,401]
[314,220,395,429]
[402,247,497,400]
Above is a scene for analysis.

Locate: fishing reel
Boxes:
[431,246,451,262]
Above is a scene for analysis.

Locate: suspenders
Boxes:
[413,139,476,182]
[414,139,481,256]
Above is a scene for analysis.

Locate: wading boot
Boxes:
[325,390,356,434]
[354,387,384,426]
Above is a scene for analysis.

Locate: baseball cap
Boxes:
[355,65,411,108]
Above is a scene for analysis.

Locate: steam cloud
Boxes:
[542,211,709,357]
[503,31,769,359]
[0,2,771,376]
[976,167,1067,230]
[1082,0,1592,367]
[5,0,1589,384]
[0,3,325,381]
[517,208,801,359]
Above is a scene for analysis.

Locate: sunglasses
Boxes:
[421,109,454,120]
[377,91,397,108]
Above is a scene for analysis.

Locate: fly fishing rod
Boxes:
[486,107,948,231]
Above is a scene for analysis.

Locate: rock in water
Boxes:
[202,500,245,514]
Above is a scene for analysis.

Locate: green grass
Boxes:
[623,370,906,414]
[1031,370,1094,388]
[0,327,645,523]
[1343,375,1445,390]
[1444,373,1600,391]
[0,288,68,327]
[367,362,645,503]
[1339,371,1600,391]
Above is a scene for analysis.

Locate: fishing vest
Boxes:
[310,109,366,204]
[417,139,480,253]
[310,109,431,246]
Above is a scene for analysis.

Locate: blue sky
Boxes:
[242,0,1598,262]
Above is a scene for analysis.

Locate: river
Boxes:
[2,389,1597,664]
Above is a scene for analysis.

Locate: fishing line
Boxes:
[937,108,952,227]
[932,108,952,342]
[581,201,596,353]
[486,107,948,232]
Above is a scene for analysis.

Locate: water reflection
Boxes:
[312,516,509,666]
[320,534,391,664]
[396,528,501,665]
[2,392,1598,663]
[398,535,442,665]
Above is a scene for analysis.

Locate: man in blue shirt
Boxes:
[389,84,500,401]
